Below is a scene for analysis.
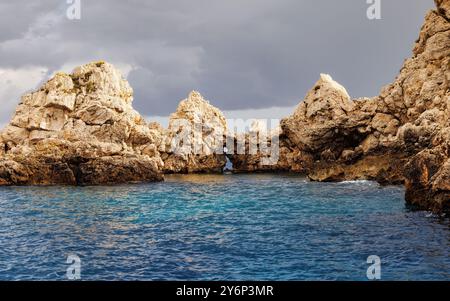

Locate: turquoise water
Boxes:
[0,174,448,280]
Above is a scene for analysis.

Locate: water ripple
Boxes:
[0,174,448,280]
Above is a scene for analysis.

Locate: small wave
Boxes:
[425,211,446,218]
[337,180,373,184]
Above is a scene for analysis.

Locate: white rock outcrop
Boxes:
[161,91,227,173]
[0,61,163,185]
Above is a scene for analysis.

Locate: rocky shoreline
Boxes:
[0,1,448,213]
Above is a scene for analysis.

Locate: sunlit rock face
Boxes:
[160,91,228,173]
[398,0,450,212]
[276,0,449,212]
[0,1,448,213]
[0,61,163,185]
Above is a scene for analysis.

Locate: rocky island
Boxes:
[0,62,164,185]
[0,0,448,213]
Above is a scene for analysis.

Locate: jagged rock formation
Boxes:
[228,1,449,212]
[278,74,408,184]
[277,0,449,212]
[160,91,227,173]
[0,1,447,213]
[392,0,450,212]
[0,62,163,185]
[229,120,312,173]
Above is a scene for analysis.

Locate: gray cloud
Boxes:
[0,0,435,122]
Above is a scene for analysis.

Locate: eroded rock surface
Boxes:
[160,91,227,173]
[0,62,163,185]
[277,1,450,212]
[228,1,449,212]
[0,1,447,213]
[278,74,408,184]
[397,1,450,212]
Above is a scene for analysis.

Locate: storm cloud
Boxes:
[0,0,435,124]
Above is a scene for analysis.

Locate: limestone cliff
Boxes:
[0,62,163,185]
[393,0,450,212]
[160,91,227,173]
[276,0,449,212]
[0,1,447,213]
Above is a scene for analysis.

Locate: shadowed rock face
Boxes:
[0,61,163,185]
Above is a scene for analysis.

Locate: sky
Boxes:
[0,0,436,127]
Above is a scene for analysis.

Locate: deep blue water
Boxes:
[0,174,448,280]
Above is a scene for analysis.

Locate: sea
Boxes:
[0,174,448,280]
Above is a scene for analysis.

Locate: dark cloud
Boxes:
[0,0,435,121]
